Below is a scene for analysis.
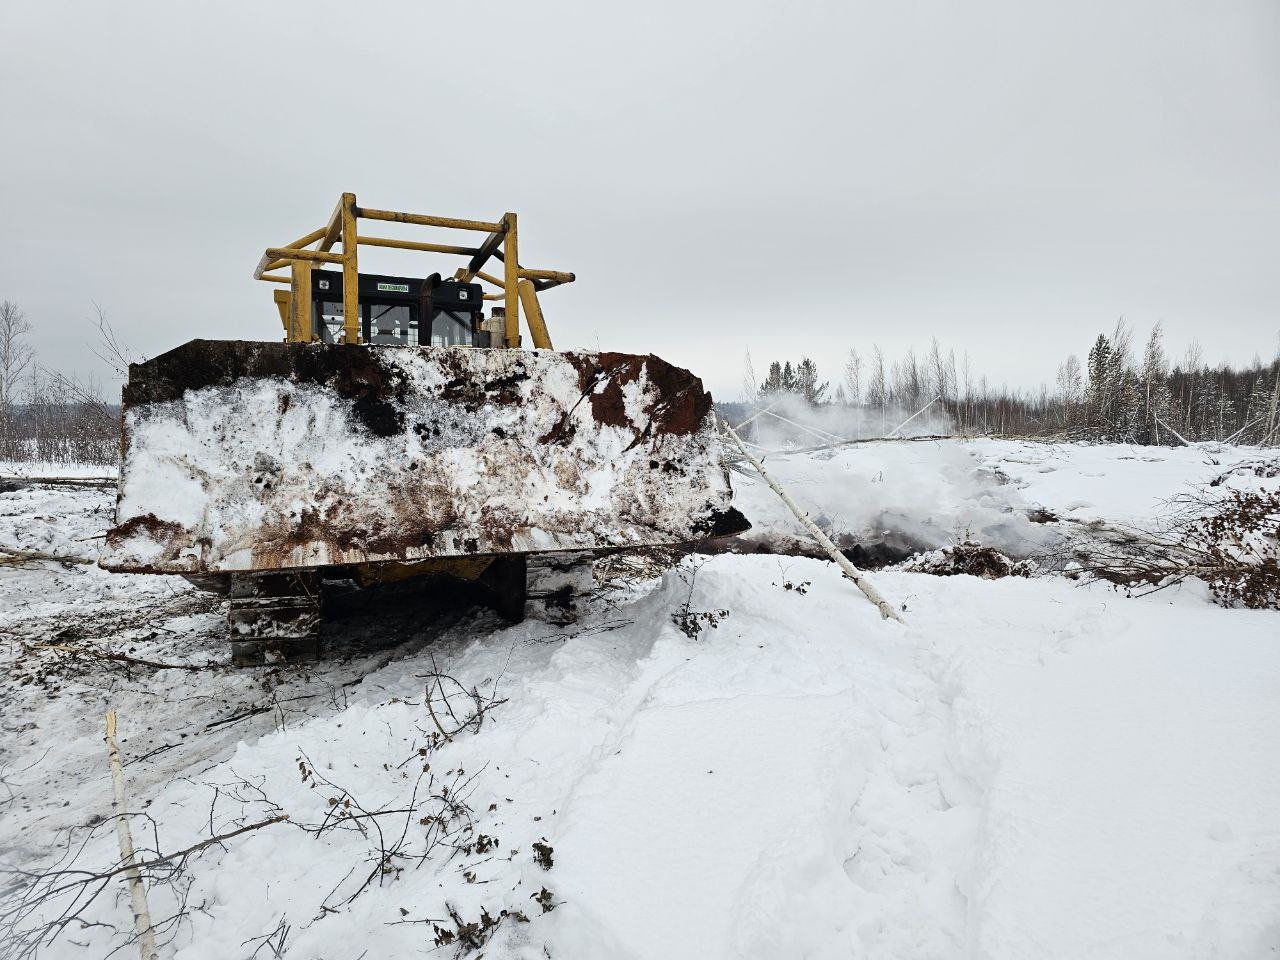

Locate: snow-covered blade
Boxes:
[101,340,746,573]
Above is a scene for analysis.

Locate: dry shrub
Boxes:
[1180,487,1279,608]
[1069,460,1280,609]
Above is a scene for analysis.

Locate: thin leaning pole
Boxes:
[105,710,158,960]
[719,417,905,623]
[731,398,781,432]
[759,408,849,444]
[886,394,941,439]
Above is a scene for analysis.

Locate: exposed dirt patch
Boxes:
[700,533,915,569]
[124,340,409,437]
[561,352,712,439]
[103,513,188,566]
[436,352,531,410]
[903,541,1034,579]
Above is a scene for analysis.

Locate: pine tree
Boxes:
[1115,372,1142,442]
[1085,334,1112,438]
[760,361,784,395]
[795,358,829,406]
[1241,374,1271,442]
[1192,372,1218,440]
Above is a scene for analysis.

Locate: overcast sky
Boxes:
[2,0,1278,401]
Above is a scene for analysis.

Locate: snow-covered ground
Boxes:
[2,440,1278,959]
[730,436,1266,559]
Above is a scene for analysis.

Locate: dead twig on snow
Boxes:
[23,643,219,673]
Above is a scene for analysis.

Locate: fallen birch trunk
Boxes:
[1154,416,1192,447]
[719,418,905,623]
[0,544,97,565]
[105,710,159,960]
[0,475,117,488]
[1223,416,1266,445]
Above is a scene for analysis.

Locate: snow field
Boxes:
[956,588,1280,958]
[2,440,1279,958]
[967,439,1265,527]
[735,439,1267,562]
[65,557,1280,958]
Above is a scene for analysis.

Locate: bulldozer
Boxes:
[99,194,746,664]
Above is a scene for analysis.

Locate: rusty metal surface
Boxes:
[102,341,747,574]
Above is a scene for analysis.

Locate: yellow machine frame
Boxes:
[254,193,575,349]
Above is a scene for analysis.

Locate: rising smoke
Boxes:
[729,392,954,450]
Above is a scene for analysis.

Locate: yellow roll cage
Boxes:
[254,193,574,349]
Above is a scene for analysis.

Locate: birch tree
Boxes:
[0,301,33,411]
[843,348,862,406]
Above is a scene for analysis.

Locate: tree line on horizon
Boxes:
[5,293,1280,465]
[0,300,118,464]
[745,320,1280,445]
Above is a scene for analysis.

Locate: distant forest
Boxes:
[4,293,1279,467]
[740,320,1280,446]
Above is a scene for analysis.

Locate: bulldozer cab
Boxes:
[309,270,483,347]
[257,193,573,351]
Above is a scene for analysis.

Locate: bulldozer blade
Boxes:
[101,340,747,574]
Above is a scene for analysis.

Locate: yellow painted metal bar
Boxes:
[502,213,519,347]
[340,192,360,343]
[357,235,480,256]
[532,278,569,292]
[518,279,553,349]
[274,290,291,331]
[256,229,327,278]
[284,227,327,251]
[474,270,505,287]
[360,207,504,233]
[517,268,576,284]
[264,247,344,265]
[482,293,505,301]
[260,273,292,283]
[289,260,313,342]
[319,198,344,252]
